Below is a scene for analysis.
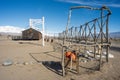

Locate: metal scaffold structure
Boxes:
[59,6,112,76]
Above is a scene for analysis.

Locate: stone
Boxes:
[2,59,13,66]
[24,62,29,65]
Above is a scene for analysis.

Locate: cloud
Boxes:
[0,26,25,33]
[58,0,120,8]
[107,3,120,7]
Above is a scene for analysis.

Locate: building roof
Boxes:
[22,28,41,33]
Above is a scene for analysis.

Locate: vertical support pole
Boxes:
[101,8,103,45]
[75,27,77,42]
[63,31,65,45]
[66,10,72,32]
[85,24,87,44]
[84,24,87,53]
[29,19,32,28]
[98,45,102,70]
[65,10,72,46]
[70,56,72,70]
[94,45,96,58]
[76,52,80,74]
[62,46,65,76]
[106,15,109,62]
[106,45,109,62]
[68,30,70,43]
[42,17,45,46]
[71,27,73,44]
[99,9,103,69]
[79,26,82,42]
[94,20,96,58]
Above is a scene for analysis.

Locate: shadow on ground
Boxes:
[110,46,120,52]
[19,41,42,46]
[42,61,62,76]
[29,51,61,63]
[29,51,102,76]
[29,51,62,76]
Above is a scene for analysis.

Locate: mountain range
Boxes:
[109,32,120,38]
[0,26,120,38]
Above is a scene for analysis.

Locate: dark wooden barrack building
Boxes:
[22,28,42,40]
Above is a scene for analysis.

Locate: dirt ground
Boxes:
[0,38,120,80]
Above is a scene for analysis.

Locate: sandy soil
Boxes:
[0,38,120,80]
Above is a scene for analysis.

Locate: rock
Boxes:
[97,53,114,58]
[84,54,88,57]
[24,62,29,65]
[89,50,93,53]
[103,52,114,58]
[86,51,91,55]
[2,59,13,66]
[109,54,114,58]
[103,52,107,55]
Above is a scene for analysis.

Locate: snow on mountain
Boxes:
[110,32,120,38]
[0,26,25,34]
